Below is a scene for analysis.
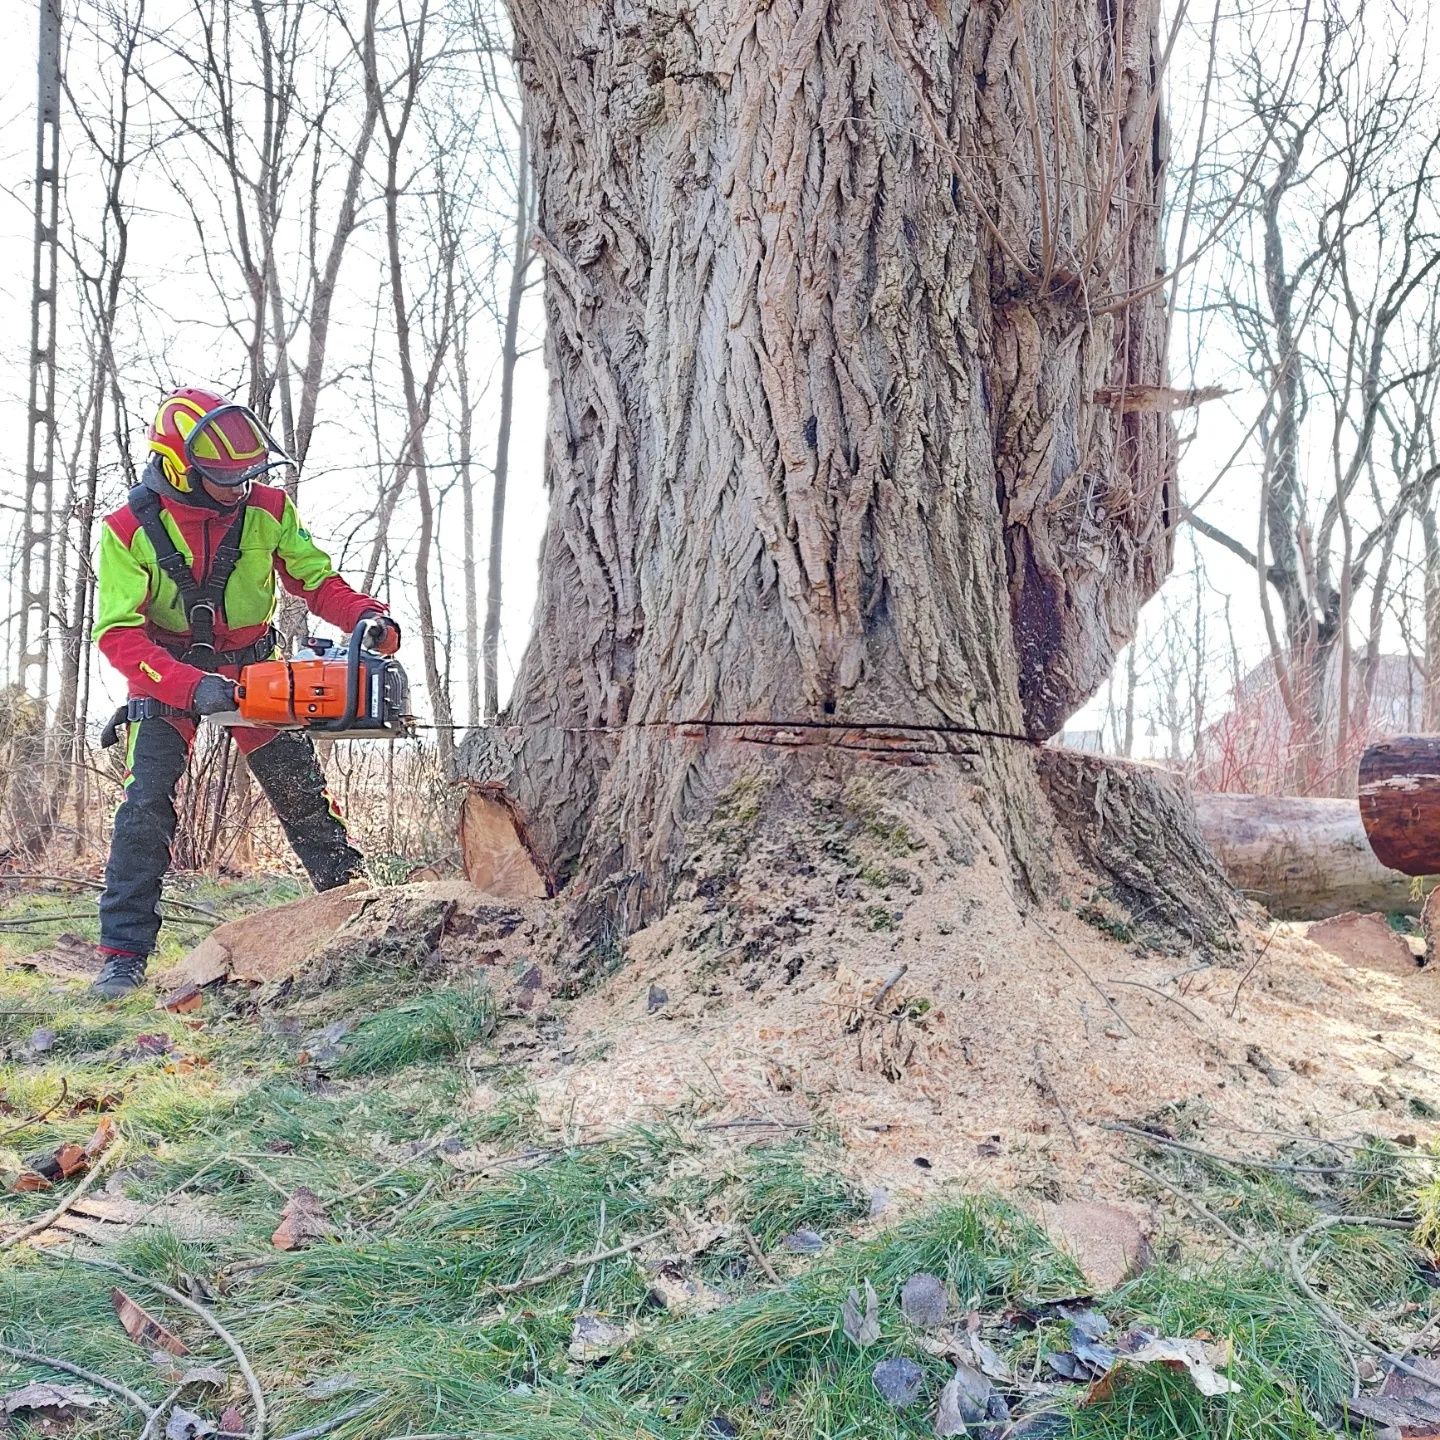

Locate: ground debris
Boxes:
[165,1405,216,1439]
[1081,1332,1240,1404]
[901,1272,950,1327]
[2,1381,108,1421]
[271,1186,336,1250]
[842,1279,881,1347]
[1039,1200,1151,1291]
[935,1359,1006,1436]
[872,1356,925,1407]
[646,1266,728,1316]
[16,1116,117,1189]
[112,1286,189,1356]
[162,983,204,1014]
[567,1314,632,1363]
[1341,1353,1440,1438]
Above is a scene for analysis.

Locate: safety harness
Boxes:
[100,486,276,747]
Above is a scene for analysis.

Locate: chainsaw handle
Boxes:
[321,620,369,733]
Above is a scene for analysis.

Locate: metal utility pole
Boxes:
[19,0,62,705]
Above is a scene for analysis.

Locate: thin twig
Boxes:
[1104,1123,1400,1177]
[1032,1044,1079,1148]
[1,1140,124,1251]
[1006,891,1137,1039]
[331,1130,455,1205]
[138,1384,185,1440]
[1287,1215,1438,1388]
[493,1228,666,1296]
[741,1224,782,1285]
[1229,921,1279,1019]
[871,963,909,1012]
[55,1252,267,1439]
[1115,1155,1261,1257]
[0,1341,156,1419]
[2,874,229,922]
[1107,978,1207,1026]
[272,1398,385,1440]
[0,1076,68,1142]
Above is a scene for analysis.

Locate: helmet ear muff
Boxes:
[160,453,192,493]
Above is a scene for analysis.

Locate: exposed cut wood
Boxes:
[168,882,373,986]
[111,1288,188,1357]
[458,783,554,899]
[1305,912,1421,979]
[1359,736,1440,877]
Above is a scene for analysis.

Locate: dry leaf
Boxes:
[3,1380,108,1418]
[567,1314,633,1363]
[872,1356,925,1407]
[842,1279,881,1347]
[219,1405,246,1433]
[901,1273,949,1328]
[112,1286,189,1356]
[165,1405,216,1439]
[271,1186,335,1251]
[1082,1334,1239,1405]
[935,1360,995,1435]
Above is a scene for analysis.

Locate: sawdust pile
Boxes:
[497,797,1440,1205]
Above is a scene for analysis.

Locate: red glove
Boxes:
[361,614,402,656]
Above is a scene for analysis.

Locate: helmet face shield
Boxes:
[183,404,293,489]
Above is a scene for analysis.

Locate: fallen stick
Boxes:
[1107,978,1207,1026]
[271,1397,385,1440]
[331,1130,455,1206]
[741,1225,782,1285]
[0,1076,68,1142]
[1103,1123,1399,1177]
[493,1228,667,1296]
[137,1384,185,1440]
[1115,1155,1261,1258]
[1,1139,124,1252]
[1287,1215,1439,1389]
[0,1340,156,1419]
[56,1252,267,1439]
[1032,1044,1079,1149]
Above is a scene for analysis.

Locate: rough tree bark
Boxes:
[475,1,1209,935]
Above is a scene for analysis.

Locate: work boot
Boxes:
[92,950,149,999]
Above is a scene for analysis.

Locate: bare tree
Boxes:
[1183,4,1440,792]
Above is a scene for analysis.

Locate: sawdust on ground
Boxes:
[502,819,1440,1209]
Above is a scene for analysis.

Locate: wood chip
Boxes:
[112,1287,189,1356]
[162,984,204,1014]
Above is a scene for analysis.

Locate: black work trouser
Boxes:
[99,719,364,956]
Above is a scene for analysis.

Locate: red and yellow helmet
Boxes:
[147,387,291,498]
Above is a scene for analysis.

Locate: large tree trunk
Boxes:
[478,1,1182,927]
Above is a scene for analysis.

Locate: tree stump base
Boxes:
[1036,748,1247,957]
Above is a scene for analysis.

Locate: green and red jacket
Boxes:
[94,477,385,710]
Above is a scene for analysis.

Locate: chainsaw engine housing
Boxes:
[236,631,412,736]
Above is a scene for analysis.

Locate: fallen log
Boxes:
[1192,791,1418,919]
[1358,736,1440,878]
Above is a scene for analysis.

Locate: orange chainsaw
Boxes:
[232,621,413,737]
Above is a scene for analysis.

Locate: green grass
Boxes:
[329,986,494,1076]
[2,879,1435,1440]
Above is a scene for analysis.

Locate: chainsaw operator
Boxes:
[90,386,401,998]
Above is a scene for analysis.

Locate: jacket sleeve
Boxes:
[274,496,387,632]
[92,522,208,708]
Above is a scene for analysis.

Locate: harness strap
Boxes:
[127,485,251,661]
